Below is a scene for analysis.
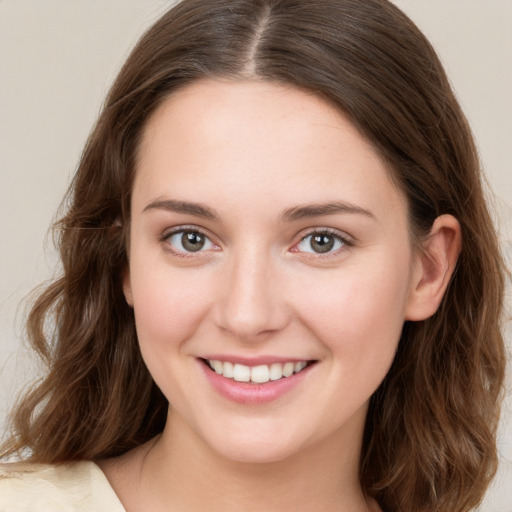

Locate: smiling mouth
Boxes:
[202,359,314,384]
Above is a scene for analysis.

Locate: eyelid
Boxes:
[161,224,211,240]
[290,227,354,256]
[159,225,353,258]
[160,225,221,256]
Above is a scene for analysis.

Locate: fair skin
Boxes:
[99,79,461,512]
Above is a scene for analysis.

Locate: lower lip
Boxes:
[199,360,314,405]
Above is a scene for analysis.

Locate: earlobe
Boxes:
[405,214,462,321]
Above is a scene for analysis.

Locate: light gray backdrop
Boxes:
[1,2,510,510]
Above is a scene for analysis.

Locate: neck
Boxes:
[132,410,370,512]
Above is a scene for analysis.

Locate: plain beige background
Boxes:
[0,1,510,510]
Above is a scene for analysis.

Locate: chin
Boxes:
[216,442,301,465]
[202,426,307,465]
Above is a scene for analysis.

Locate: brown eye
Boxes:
[181,231,205,252]
[166,230,214,253]
[296,232,346,254]
[310,234,335,253]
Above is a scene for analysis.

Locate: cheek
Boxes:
[129,264,214,355]
[293,254,411,368]
[129,267,216,406]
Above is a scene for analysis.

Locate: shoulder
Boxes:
[0,460,125,512]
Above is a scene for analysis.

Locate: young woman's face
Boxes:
[125,80,421,463]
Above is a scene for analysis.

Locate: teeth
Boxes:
[269,363,283,381]
[233,364,251,382]
[207,359,309,384]
[223,361,234,378]
[251,365,270,383]
[294,361,307,372]
[282,362,294,377]
[212,360,223,374]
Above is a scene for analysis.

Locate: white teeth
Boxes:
[294,361,307,372]
[223,361,234,378]
[212,360,223,374]
[282,362,294,377]
[251,365,270,383]
[207,359,309,384]
[233,363,251,382]
[269,363,283,381]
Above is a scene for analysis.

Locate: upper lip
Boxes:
[200,355,315,366]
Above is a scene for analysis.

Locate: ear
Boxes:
[122,265,134,307]
[405,214,462,321]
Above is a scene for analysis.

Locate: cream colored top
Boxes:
[0,461,125,512]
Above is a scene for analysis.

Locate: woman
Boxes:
[0,1,506,511]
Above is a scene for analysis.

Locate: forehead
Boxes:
[133,79,407,223]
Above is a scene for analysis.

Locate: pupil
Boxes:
[311,234,334,253]
[182,232,205,252]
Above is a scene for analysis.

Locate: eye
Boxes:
[295,231,347,254]
[165,229,216,254]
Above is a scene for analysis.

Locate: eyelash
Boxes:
[160,225,218,258]
[160,226,353,258]
[292,228,353,258]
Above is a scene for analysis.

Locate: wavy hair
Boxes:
[2,1,506,511]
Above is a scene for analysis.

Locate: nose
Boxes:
[213,246,291,341]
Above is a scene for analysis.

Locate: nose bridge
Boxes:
[215,243,288,339]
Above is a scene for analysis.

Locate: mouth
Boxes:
[201,358,315,384]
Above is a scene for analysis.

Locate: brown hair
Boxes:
[2,1,506,511]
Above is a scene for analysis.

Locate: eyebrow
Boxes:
[143,199,219,220]
[143,198,374,223]
[280,202,375,222]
